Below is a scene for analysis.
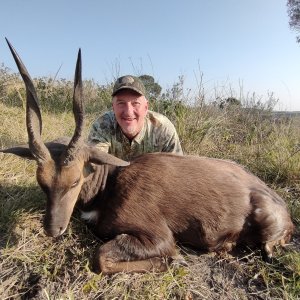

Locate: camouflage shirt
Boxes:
[88,110,183,160]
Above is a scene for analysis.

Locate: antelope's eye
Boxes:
[71,178,80,188]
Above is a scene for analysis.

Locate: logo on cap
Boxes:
[120,76,135,84]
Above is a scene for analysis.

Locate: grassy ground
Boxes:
[0,78,300,299]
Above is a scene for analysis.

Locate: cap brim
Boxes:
[112,86,144,97]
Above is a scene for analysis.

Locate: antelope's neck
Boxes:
[79,164,116,210]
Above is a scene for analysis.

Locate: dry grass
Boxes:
[0,79,300,299]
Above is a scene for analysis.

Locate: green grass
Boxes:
[0,72,300,299]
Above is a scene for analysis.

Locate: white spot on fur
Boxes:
[255,208,262,214]
[81,210,98,223]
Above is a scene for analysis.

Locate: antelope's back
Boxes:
[114,153,262,226]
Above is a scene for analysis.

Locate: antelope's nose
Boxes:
[43,221,66,237]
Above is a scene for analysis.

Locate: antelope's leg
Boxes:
[99,255,168,274]
[264,234,291,260]
[264,240,277,260]
[94,233,176,274]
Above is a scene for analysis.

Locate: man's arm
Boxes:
[148,111,183,155]
[162,130,183,155]
[87,113,113,153]
[158,115,183,155]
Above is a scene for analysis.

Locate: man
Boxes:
[88,75,183,160]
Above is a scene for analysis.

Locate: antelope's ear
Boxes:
[87,146,130,167]
[0,137,71,160]
[0,145,34,160]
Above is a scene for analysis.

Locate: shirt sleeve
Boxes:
[159,118,183,155]
[162,129,183,155]
[87,114,112,153]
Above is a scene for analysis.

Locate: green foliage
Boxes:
[162,75,186,102]
[35,77,113,115]
[287,0,300,42]
[0,64,113,117]
[0,63,24,108]
[138,74,162,100]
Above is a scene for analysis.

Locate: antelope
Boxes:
[1,40,294,274]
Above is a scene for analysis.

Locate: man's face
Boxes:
[112,89,148,139]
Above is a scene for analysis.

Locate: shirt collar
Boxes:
[132,119,147,144]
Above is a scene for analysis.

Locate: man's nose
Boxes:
[124,102,134,115]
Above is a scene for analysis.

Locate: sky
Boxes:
[1,0,300,111]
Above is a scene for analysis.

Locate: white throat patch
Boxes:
[80,210,98,223]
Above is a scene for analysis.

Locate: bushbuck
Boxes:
[1,39,294,274]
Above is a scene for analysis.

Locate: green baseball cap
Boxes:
[112,75,146,96]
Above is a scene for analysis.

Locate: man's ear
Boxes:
[144,97,149,111]
[112,98,116,112]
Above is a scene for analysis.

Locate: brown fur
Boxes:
[76,152,294,274]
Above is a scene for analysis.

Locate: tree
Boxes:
[138,75,162,100]
[219,97,241,109]
[287,0,300,42]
